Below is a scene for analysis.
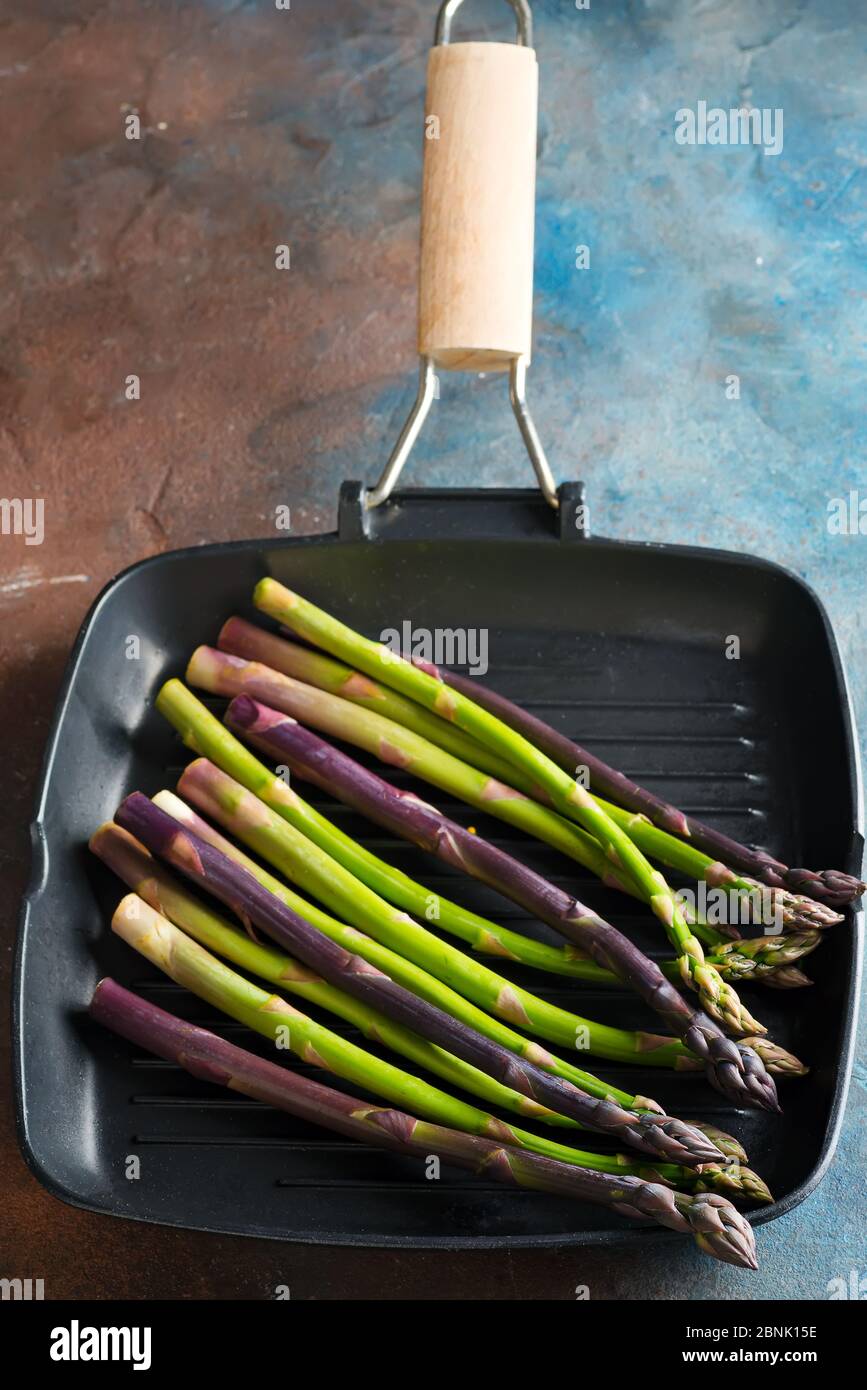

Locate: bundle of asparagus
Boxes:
[190,642,821,1057]
[90,980,760,1268]
[187,643,762,1037]
[85,582,844,1268]
[216,620,824,984]
[93,817,655,1126]
[162,662,812,992]
[114,791,723,1166]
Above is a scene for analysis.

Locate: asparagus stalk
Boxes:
[115,791,725,1167]
[90,979,760,1267]
[432,664,864,911]
[110,891,769,1199]
[217,621,823,979]
[186,643,766,1039]
[224,695,786,1107]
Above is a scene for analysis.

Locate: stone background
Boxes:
[0,0,864,1299]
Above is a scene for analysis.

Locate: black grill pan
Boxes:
[13,483,864,1248]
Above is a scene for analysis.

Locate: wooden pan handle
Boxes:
[418,41,538,373]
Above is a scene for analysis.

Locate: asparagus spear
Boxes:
[431,664,864,911]
[186,643,766,1040]
[218,620,824,977]
[115,791,724,1167]
[224,694,786,1107]
[110,891,769,1200]
[90,979,760,1267]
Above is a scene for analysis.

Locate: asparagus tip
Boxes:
[759,966,814,991]
[683,1192,759,1270]
[741,1037,809,1078]
[696,1164,773,1205]
[636,1112,726,1167]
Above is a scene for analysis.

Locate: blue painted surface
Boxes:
[295,0,866,1298]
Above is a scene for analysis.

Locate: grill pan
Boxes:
[13,0,864,1250]
[13,482,864,1247]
